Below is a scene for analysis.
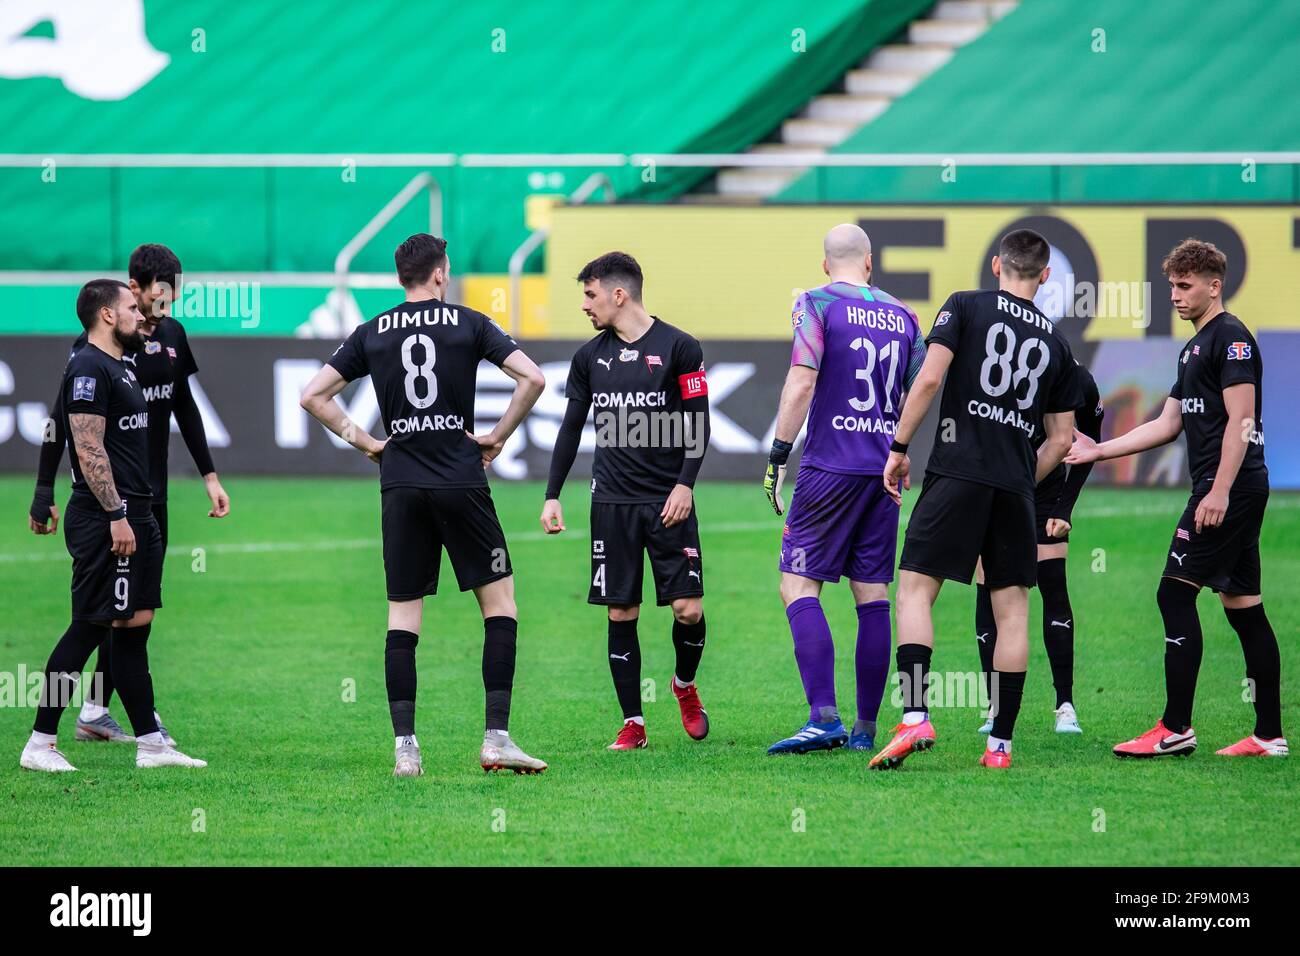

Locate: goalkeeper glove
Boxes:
[764,439,793,515]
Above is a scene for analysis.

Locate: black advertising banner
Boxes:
[0,336,926,483]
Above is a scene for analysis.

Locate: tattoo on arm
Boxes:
[68,413,122,513]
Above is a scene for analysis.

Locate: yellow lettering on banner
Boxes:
[541,205,1300,340]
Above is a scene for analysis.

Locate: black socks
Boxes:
[111,623,159,738]
[1157,578,1203,734]
[1225,603,1283,740]
[671,615,706,684]
[990,670,1026,740]
[385,629,418,737]
[34,620,109,735]
[1038,558,1075,708]
[608,618,642,720]
[896,643,932,716]
[482,616,517,732]
[975,583,997,703]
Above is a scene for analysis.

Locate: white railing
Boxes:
[507,172,615,334]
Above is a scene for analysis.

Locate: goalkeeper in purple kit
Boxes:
[763,224,926,754]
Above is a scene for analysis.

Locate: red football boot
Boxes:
[868,718,936,770]
[1215,735,1289,757]
[672,680,710,740]
[979,743,1012,768]
[1113,719,1196,758]
[607,720,648,751]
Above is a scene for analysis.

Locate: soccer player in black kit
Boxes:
[1069,239,1285,758]
[975,360,1103,736]
[20,280,207,772]
[872,229,1083,770]
[29,244,230,746]
[300,234,549,777]
[540,252,712,751]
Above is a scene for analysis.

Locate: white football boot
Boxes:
[394,736,423,777]
[136,739,207,768]
[1055,702,1083,734]
[480,731,547,774]
[21,740,77,773]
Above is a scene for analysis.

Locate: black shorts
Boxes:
[899,473,1037,589]
[1035,476,1067,545]
[380,486,511,601]
[1163,487,1267,594]
[152,499,169,554]
[589,501,704,607]
[65,502,164,622]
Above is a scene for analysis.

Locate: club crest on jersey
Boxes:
[72,376,96,401]
[619,348,639,362]
[1175,528,1190,541]
[1227,341,1251,360]
[934,311,951,327]
[645,354,662,369]
[144,340,161,354]
[166,346,177,359]
[682,546,699,560]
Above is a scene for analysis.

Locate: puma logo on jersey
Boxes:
[682,640,705,648]
[1165,636,1186,646]
[609,652,631,662]
[1170,551,1186,566]
[596,357,612,371]
[976,632,989,643]
[688,570,701,582]
[1050,619,1072,629]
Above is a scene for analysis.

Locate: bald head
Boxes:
[824,223,871,262]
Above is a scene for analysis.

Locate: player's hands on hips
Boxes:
[763,461,787,515]
[540,499,565,534]
[883,451,910,505]
[204,472,230,518]
[661,484,693,528]
[1065,429,1101,465]
[363,437,388,465]
[29,492,59,535]
[1195,486,1228,533]
[1045,517,1071,538]
[467,430,505,468]
[110,517,136,556]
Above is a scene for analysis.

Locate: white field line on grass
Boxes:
[2,497,1296,565]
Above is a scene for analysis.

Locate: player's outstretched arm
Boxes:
[173,375,230,517]
[30,384,66,535]
[883,342,953,504]
[468,349,545,468]
[299,364,386,462]
[1036,410,1075,483]
[541,396,591,534]
[1066,396,1181,465]
[68,412,135,556]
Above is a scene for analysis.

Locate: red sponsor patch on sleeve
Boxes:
[678,369,708,399]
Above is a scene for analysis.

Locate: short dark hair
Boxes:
[998,229,1051,279]
[1162,238,1227,280]
[76,279,130,330]
[395,234,448,288]
[128,243,182,289]
[577,251,643,301]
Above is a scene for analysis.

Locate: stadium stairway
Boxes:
[702,0,1019,202]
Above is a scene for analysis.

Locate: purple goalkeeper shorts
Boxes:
[778,465,900,584]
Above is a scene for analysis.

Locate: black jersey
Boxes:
[327,298,520,490]
[1170,311,1268,493]
[925,290,1083,498]
[1036,361,1103,478]
[61,317,200,500]
[62,343,152,509]
[564,317,707,504]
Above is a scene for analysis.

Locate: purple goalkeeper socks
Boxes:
[786,596,838,723]
[854,600,891,726]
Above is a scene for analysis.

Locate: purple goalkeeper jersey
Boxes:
[791,281,926,476]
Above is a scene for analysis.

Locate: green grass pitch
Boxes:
[1,476,1295,866]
